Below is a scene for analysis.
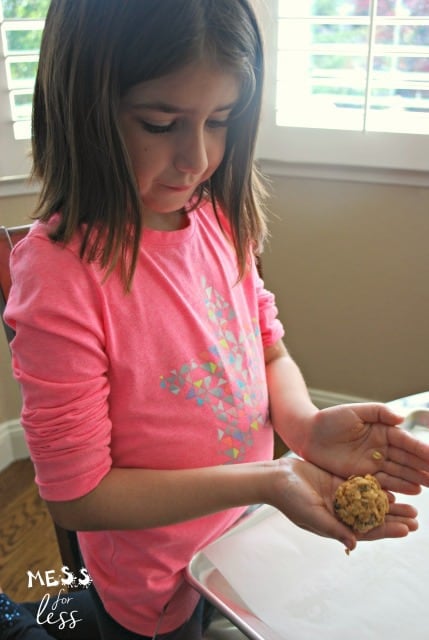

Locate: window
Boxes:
[257,0,429,177]
[277,0,429,134]
[0,0,48,181]
[0,0,428,187]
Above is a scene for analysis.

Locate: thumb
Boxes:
[379,405,404,427]
[308,510,357,552]
[339,533,357,553]
[333,522,357,553]
[353,402,404,427]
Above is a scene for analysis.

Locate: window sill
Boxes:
[258,159,429,188]
[0,175,40,198]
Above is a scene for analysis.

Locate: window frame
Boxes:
[0,0,429,195]
[0,32,33,182]
[256,0,429,184]
[0,4,41,190]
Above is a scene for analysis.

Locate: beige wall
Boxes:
[262,175,429,402]
[1,178,428,423]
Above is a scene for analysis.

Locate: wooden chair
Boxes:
[0,224,82,576]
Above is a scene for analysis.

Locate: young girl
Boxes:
[4,1,429,638]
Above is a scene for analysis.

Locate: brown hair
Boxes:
[32,0,267,288]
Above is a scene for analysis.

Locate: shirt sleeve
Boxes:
[215,207,285,350]
[5,233,112,501]
[253,257,285,348]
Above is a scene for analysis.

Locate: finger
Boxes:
[301,507,357,551]
[375,450,429,490]
[383,449,429,489]
[374,470,422,495]
[387,428,429,472]
[388,502,418,519]
[359,519,417,541]
[359,505,418,539]
[387,445,429,475]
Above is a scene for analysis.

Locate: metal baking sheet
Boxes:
[402,408,429,442]
[389,391,429,415]
[187,406,429,640]
[187,505,282,640]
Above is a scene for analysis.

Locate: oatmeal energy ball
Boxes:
[334,474,389,533]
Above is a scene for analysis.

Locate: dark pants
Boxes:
[89,585,214,639]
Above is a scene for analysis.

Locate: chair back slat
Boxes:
[0,225,32,344]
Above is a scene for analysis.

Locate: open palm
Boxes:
[273,457,418,552]
[296,403,429,494]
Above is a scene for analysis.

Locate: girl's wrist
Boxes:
[276,407,320,459]
[259,457,296,511]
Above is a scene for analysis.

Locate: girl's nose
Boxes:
[174,129,209,175]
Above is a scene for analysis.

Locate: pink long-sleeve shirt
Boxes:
[5,203,284,635]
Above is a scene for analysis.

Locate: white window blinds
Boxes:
[0,0,47,179]
[256,0,429,175]
[276,0,429,134]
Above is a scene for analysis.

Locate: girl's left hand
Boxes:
[272,457,419,553]
[296,403,429,494]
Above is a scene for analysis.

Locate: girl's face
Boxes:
[119,61,241,231]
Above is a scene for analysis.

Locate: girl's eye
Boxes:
[138,118,230,134]
[140,120,174,134]
[206,119,230,129]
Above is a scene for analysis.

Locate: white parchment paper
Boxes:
[204,489,428,640]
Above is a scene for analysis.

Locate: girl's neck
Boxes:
[142,208,189,231]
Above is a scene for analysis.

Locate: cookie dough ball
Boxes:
[334,474,389,533]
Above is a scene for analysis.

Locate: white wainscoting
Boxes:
[0,419,29,471]
[0,388,371,472]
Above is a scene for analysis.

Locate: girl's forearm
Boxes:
[47,341,318,533]
[46,461,279,531]
[264,340,318,455]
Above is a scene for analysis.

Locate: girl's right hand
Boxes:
[268,457,419,552]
